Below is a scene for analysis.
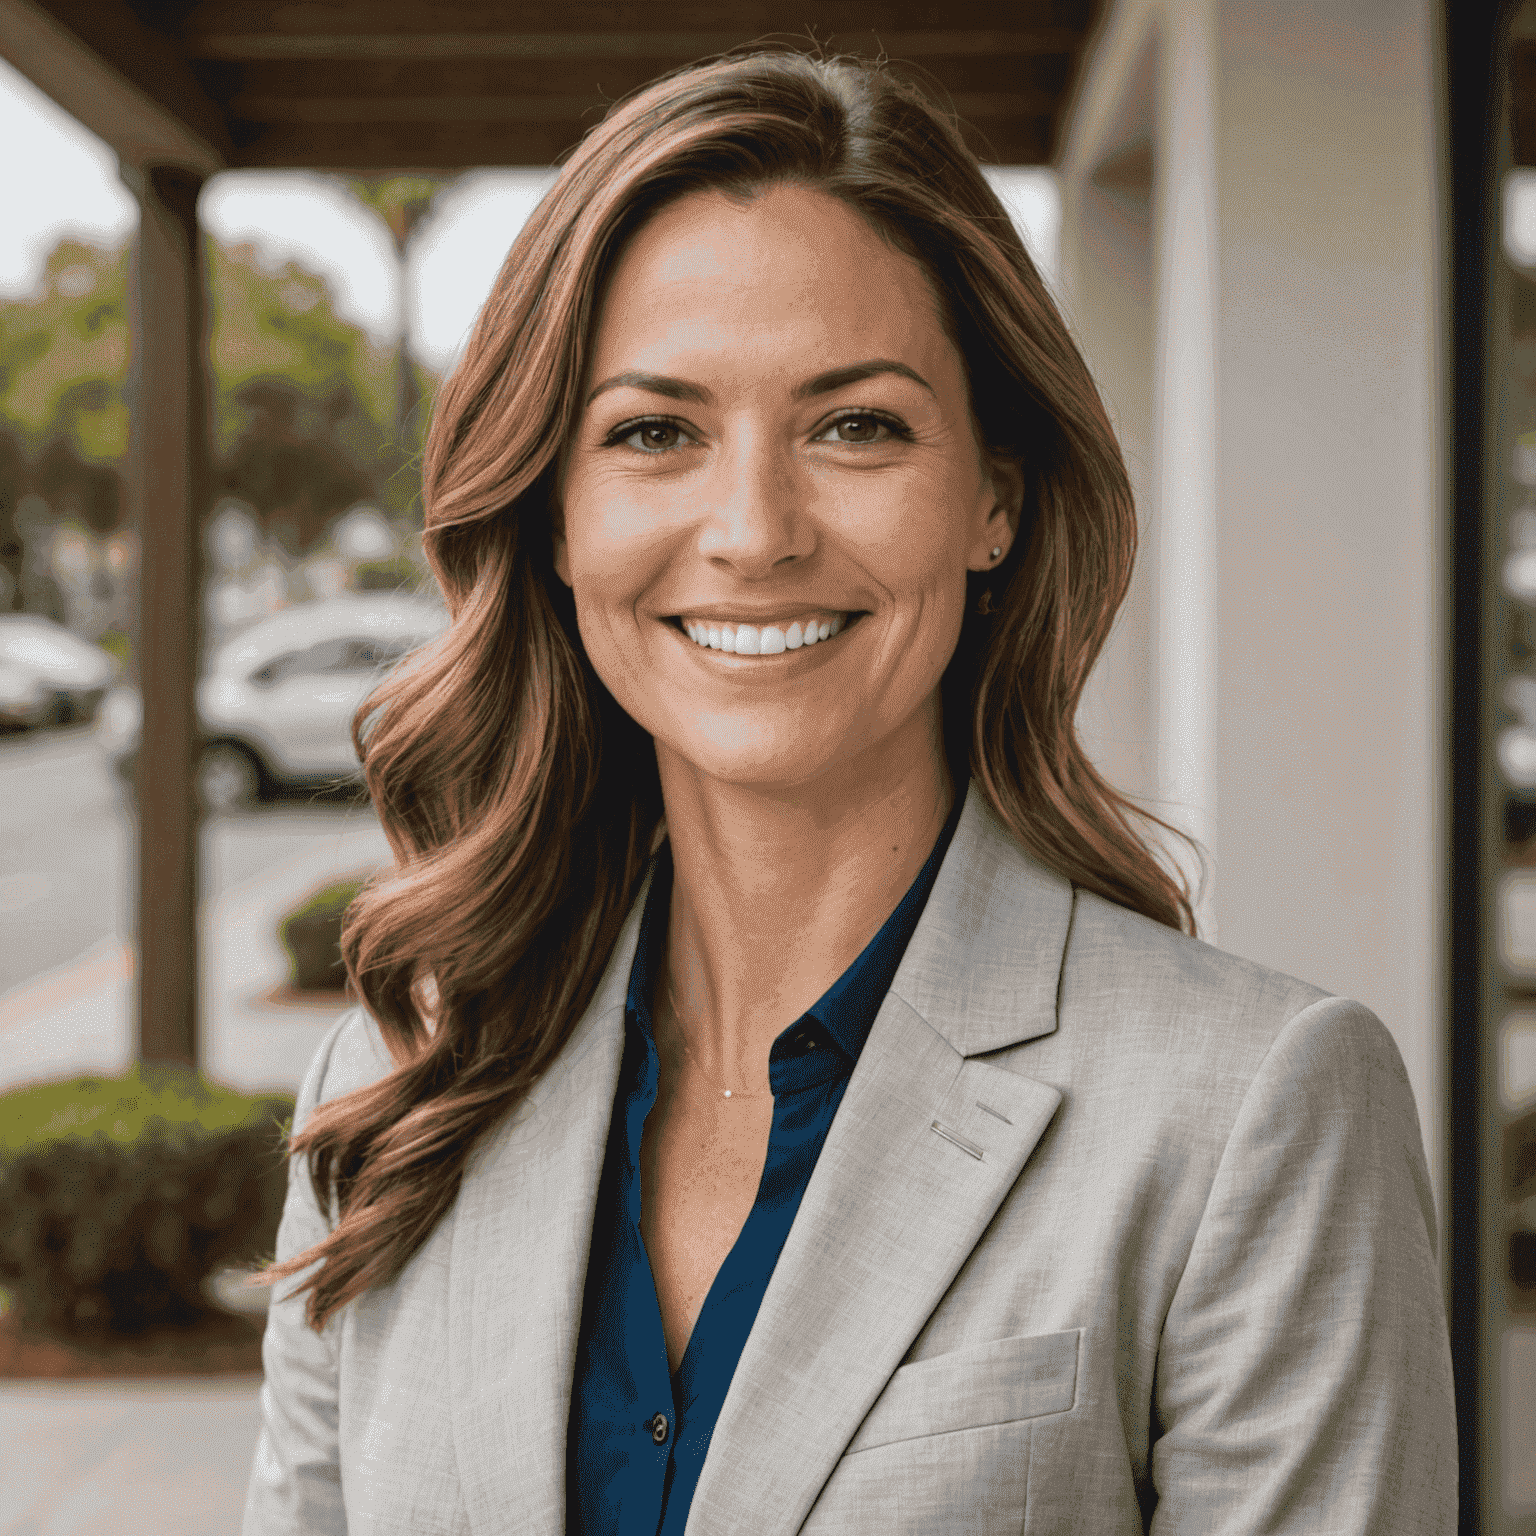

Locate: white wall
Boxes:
[1059,0,1446,1230]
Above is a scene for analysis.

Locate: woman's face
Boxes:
[555,182,1020,798]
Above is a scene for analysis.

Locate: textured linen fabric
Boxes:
[242,781,1457,1535]
[568,790,964,1536]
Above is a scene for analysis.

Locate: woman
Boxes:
[245,49,1455,1535]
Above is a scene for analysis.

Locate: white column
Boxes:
[1151,0,1220,938]
[1058,0,1446,1229]
[1209,0,1444,1227]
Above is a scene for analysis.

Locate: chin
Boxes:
[656,715,852,794]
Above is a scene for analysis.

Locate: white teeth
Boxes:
[680,613,852,653]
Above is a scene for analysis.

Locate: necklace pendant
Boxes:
[722,1089,733,1099]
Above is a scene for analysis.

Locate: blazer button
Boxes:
[648,1413,669,1445]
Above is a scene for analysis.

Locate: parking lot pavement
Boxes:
[0,1377,264,1536]
[0,815,390,1099]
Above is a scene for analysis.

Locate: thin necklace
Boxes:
[665,981,766,1101]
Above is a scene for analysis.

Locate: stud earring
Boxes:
[990,546,1003,561]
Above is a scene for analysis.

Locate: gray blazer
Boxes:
[244,783,1456,1534]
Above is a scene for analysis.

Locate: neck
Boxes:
[654,713,955,1082]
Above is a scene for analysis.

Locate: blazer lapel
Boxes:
[688,787,1075,1536]
[449,869,652,1536]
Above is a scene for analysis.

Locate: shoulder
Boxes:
[292,1006,397,1129]
[1062,888,1330,1032]
[1052,888,1414,1145]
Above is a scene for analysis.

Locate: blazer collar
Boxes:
[891,779,1074,1057]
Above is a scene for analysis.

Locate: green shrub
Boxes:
[350,556,419,592]
[283,877,366,926]
[0,1068,294,1338]
[278,875,367,990]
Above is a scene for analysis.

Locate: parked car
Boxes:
[0,614,117,724]
[0,659,51,731]
[98,594,449,810]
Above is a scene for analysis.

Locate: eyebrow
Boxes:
[795,360,935,400]
[583,358,935,408]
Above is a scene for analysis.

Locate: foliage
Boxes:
[284,876,368,927]
[207,239,397,458]
[0,235,435,547]
[219,377,378,554]
[351,555,421,591]
[0,242,128,466]
[345,176,441,250]
[279,875,368,990]
[96,626,131,670]
[0,1068,293,1337]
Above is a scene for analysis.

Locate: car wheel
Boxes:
[198,743,262,812]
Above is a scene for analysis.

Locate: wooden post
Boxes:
[123,163,207,1072]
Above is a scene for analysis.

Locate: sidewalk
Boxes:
[0,819,391,1536]
[0,816,391,1098]
[0,1378,266,1536]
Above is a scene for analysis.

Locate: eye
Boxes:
[608,418,694,453]
[816,413,909,445]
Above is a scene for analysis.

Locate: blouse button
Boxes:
[648,1413,669,1445]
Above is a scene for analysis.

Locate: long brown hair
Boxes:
[266,48,1196,1330]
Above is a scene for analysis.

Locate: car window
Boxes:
[250,634,424,687]
[249,651,303,688]
[345,636,419,670]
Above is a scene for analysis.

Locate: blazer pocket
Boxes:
[844,1328,1080,1455]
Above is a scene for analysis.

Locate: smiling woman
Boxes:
[244,47,1454,1536]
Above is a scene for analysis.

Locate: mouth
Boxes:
[669,611,866,656]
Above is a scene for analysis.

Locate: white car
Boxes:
[98,594,449,809]
[0,659,51,730]
[0,613,117,724]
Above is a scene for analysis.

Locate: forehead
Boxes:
[586,183,956,382]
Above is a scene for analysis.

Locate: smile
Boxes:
[675,612,859,655]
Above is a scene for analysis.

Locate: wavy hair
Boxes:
[265,47,1197,1330]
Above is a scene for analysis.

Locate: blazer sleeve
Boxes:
[241,1013,357,1536]
[1148,994,1457,1535]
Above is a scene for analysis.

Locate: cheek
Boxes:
[857,474,979,609]
[560,481,672,601]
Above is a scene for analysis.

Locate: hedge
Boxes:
[0,1068,294,1338]
[278,875,368,991]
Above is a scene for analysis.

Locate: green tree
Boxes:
[0,235,432,548]
[343,174,449,523]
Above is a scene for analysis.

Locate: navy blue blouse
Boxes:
[566,788,966,1535]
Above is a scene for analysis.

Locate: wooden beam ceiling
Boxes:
[0,0,228,171]
[11,0,1099,170]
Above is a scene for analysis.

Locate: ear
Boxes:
[550,503,573,588]
[968,453,1026,571]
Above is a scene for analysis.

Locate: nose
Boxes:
[694,432,815,577]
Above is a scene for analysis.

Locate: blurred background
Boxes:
[0,0,1524,1532]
